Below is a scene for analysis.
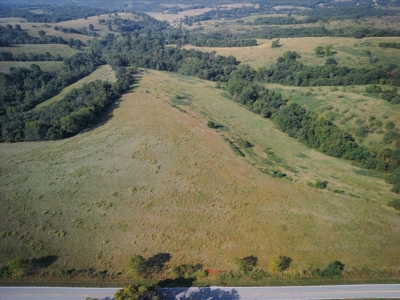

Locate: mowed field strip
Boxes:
[1,69,399,273]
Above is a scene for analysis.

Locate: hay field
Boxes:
[36,64,116,109]
[0,61,63,73]
[182,36,400,69]
[1,70,399,274]
[147,7,215,24]
[0,44,80,57]
[148,5,254,24]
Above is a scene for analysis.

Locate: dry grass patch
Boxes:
[35,64,116,109]
[0,61,63,73]
[1,69,399,275]
[182,36,400,69]
[0,44,80,57]
[148,7,214,24]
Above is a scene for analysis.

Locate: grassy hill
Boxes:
[1,70,399,274]
[1,5,400,281]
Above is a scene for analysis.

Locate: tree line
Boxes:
[0,25,84,48]
[300,2,399,22]
[0,66,133,142]
[221,53,399,193]
[252,16,319,26]
[0,51,63,61]
[53,25,99,38]
[0,50,107,141]
[379,42,400,49]
[182,5,272,25]
[254,51,400,87]
[0,5,106,23]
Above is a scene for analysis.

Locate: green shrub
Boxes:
[126,254,146,277]
[114,284,159,300]
[207,121,216,128]
[268,170,286,178]
[171,264,203,278]
[8,257,29,278]
[307,180,328,189]
[0,266,11,278]
[382,88,398,101]
[237,138,252,148]
[323,261,345,277]
[365,85,382,93]
[233,255,258,274]
[390,96,400,104]
[250,269,269,280]
[387,199,400,210]
[385,121,396,130]
[269,256,292,273]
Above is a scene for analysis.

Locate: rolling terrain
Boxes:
[1,69,399,274]
[1,1,400,283]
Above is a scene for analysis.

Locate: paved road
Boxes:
[1,284,399,299]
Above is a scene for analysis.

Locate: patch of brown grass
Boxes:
[0,44,80,57]
[0,61,63,73]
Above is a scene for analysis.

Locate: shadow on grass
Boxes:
[31,255,58,268]
[158,277,196,287]
[144,252,172,277]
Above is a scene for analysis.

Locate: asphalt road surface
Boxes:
[1,284,399,299]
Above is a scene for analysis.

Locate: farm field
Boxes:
[0,13,135,42]
[148,4,254,25]
[0,61,63,73]
[147,7,215,24]
[1,69,399,274]
[0,44,80,57]
[183,36,400,69]
[35,64,116,109]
